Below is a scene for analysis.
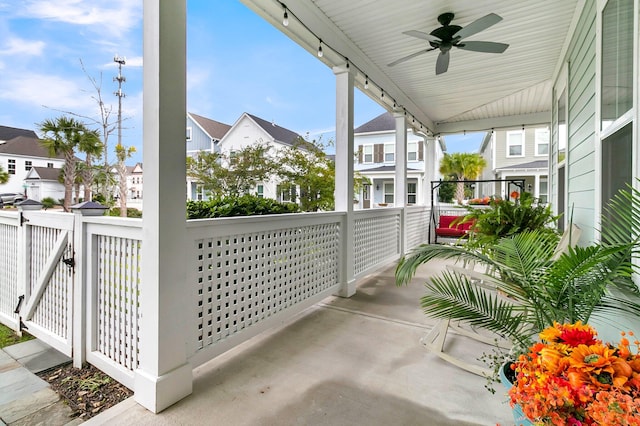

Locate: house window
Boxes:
[229,150,238,165]
[407,142,418,161]
[363,145,373,163]
[535,128,549,156]
[506,131,524,157]
[47,163,53,168]
[383,182,394,204]
[196,185,204,201]
[407,182,417,204]
[257,184,264,198]
[8,159,15,174]
[277,184,296,203]
[186,127,192,141]
[363,184,370,200]
[384,144,394,162]
[601,0,633,131]
[25,161,32,171]
[539,177,548,204]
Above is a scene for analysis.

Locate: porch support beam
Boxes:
[435,111,551,135]
[394,112,407,208]
[333,65,356,297]
[136,0,192,413]
[423,136,437,206]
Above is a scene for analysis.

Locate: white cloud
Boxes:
[16,0,142,37]
[0,72,94,112]
[0,37,45,56]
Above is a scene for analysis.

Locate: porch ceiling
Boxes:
[241,0,582,135]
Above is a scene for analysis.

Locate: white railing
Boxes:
[0,212,19,329]
[185,212,342,368]
[353,208,402,277]
[0,205,431,399]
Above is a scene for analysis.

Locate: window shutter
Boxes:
[374,144,383,163]
[418,142,424,161]
[358,146,363,163]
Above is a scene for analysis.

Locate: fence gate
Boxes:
[17,211,75,356]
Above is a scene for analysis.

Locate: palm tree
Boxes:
[39,116,97,211]
[0,165,8,185]
[77,128,103,202]
[115,143,136,217]
[439,153,487,204]
[396,184,640,348]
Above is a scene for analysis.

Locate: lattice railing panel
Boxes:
[193,223,339,350]
[30,226,72,340]
[0,222,18,323]
[96,235,141,372]
[354,213,400,275]
[405,207,430,250]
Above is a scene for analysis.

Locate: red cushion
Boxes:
[436,215,474,238]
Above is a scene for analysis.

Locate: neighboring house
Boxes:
[354,112,437,208]
[24,167,64,201]
[0,126,65,195]
[187,112,307,202]
[127,163,144,200]
[186,112,232,200]
[478,126,550,202]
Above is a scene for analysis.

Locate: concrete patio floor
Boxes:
[87,260,514,425]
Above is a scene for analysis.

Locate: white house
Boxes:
[478,126,550,202]
[127,163,144,200]
[187,112,307,202]
[354,112,442,208]
[24,166,64,201]
[0,126,65,196]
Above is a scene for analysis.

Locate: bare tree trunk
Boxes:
[118,161,127,217]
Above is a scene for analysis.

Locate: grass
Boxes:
[0,323,34,348]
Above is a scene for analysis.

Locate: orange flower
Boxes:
[510,191,520,199]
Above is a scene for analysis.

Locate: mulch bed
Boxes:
[37,363,133,420]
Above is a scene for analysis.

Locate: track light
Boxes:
[364,76,369,89]
[317,40,323,57]
[283,6,289,26]
[381,89,384,99]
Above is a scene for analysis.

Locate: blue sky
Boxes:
[0,1,482,165]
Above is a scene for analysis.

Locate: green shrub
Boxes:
[108,207,143,218]
[459,192,558,249]
[437,181,455,203]
[41,197,57,210]
[187,194,300,219]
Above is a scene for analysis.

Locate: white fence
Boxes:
[0,205,430,398]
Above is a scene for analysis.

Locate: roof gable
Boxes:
[0,136,64,159]
[0,125,37,142]
[245,113,302,146]
[25,166,62,181]
[188,113,231,140]
[355,112,396,134]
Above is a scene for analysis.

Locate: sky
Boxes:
[0,1,483,165]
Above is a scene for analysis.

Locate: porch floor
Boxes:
[88,260,514,425]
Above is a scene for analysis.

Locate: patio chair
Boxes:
[420,223,581,376]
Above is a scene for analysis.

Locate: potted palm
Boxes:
[396,185,640,421]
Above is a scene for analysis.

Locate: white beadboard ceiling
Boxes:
[241,0,582,135]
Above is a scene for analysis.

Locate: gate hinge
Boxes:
[63,255,75,270]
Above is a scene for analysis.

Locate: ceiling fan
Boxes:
[388,12,509,75]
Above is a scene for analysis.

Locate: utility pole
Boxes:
[113,55,126,166]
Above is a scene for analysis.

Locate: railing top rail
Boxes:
[186,211,345,230]
[354,207,402,219]
[0,210,19,219]
[82,215,144,228]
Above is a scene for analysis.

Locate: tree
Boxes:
[438,152,486,204]
[187,142,279,198]
[115,143,136,217]
[76,128,103,202]
[277,138,335,212]
[0,165,8,185]
[39,116,97,211]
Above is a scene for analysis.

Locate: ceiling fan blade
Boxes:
[454,13,503,40]
[388,49,432,67]
[402,30,440,43]
[457,41,509,53]
[435,50,449,75]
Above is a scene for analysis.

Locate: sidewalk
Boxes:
[0,339,80,426]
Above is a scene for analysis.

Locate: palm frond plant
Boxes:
[396,184,640,384]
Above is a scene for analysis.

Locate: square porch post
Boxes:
[135,0,192,413]
[394,112,407,254]
[333,66,356,297]
[424,136,437,206]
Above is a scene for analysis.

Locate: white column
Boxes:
[394,113,407,208]
[534,174,541,198]
[333,66,355,297]
[136,0,192,413]
[424,136,436,206]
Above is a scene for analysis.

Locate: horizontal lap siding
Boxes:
[567,1,596,242]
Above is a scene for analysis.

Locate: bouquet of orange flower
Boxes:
[509,322,640,425]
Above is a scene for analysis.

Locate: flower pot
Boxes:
[500,362,532,426]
